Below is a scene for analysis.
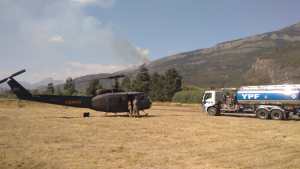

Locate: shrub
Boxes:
[172,88,205,104]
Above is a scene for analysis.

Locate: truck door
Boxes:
[202,91,215,111]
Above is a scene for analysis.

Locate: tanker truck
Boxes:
[202,84,300,120]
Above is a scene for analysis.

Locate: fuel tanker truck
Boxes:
[202,84,300,120]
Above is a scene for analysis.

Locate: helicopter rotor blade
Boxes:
[99,74,125,80]
[0,78,8,84]
[9,69,26,78]
[0,69,26,85]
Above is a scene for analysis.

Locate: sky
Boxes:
[1,0,300,83]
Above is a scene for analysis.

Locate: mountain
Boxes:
[145,22,300,87]
[49,22,300,91]
[29,78,64,89]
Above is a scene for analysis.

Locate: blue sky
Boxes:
[95,0,300,59]
[0,0,300,82]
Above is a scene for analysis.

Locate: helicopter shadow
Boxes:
[44,113,158,119]
[44,115,102,119]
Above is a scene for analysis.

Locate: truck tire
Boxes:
[270,109,285,120]
[207,107,220,116]
[256,109,269,120]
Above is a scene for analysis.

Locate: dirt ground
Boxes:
[0,99,300,169]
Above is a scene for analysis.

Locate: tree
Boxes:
[172,86,205,103]
[46,83,55,95]
[31,89,40,95]
[132,65,151,95]
[150,73,167,101]
[64,77,77,95]
[86,79,102,96]
[54,87,63,96]
[163,68,182,101]
[121,76,132,91]
[148,69,182,101]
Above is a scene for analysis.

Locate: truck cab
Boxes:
[202,89,240,115]
[202,91,216,111]
[202,90,227,115]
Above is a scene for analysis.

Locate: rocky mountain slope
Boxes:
[67,22,300,91]
[146,22,300,88]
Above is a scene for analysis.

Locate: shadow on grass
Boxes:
[44,116,99,119]
[220,113,256,119]
[44,113,157,119]
[102,113,202,118]
[151,108,201,113]
[102,113,157,118]
[220,113,300,121]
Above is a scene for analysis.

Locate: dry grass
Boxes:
[0,99,300,169]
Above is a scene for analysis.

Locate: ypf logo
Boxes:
[241,93,260,100]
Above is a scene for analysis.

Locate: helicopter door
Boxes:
[108,95,128,112]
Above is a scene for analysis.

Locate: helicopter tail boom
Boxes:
[1,70,92,108]
[7,78,32,99]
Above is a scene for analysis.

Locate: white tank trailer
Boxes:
[202,84,300,120]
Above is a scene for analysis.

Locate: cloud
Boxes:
[0,0,150,83]
[71,0,115,7]
[72,0,97,4]
[48,35,64,43]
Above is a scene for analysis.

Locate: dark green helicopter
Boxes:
[0,70,152,117]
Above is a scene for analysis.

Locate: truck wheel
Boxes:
[270,109,285,120]
[256,109,269,120]
[207,107,220,116]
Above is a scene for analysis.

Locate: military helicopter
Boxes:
[0,70,152,117]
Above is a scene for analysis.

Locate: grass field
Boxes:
[1,99,300,169]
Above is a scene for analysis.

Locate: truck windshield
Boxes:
[204,93,212,100]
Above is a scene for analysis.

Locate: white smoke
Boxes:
[0,0,150,82]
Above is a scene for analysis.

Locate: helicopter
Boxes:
[0,69,152,117]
